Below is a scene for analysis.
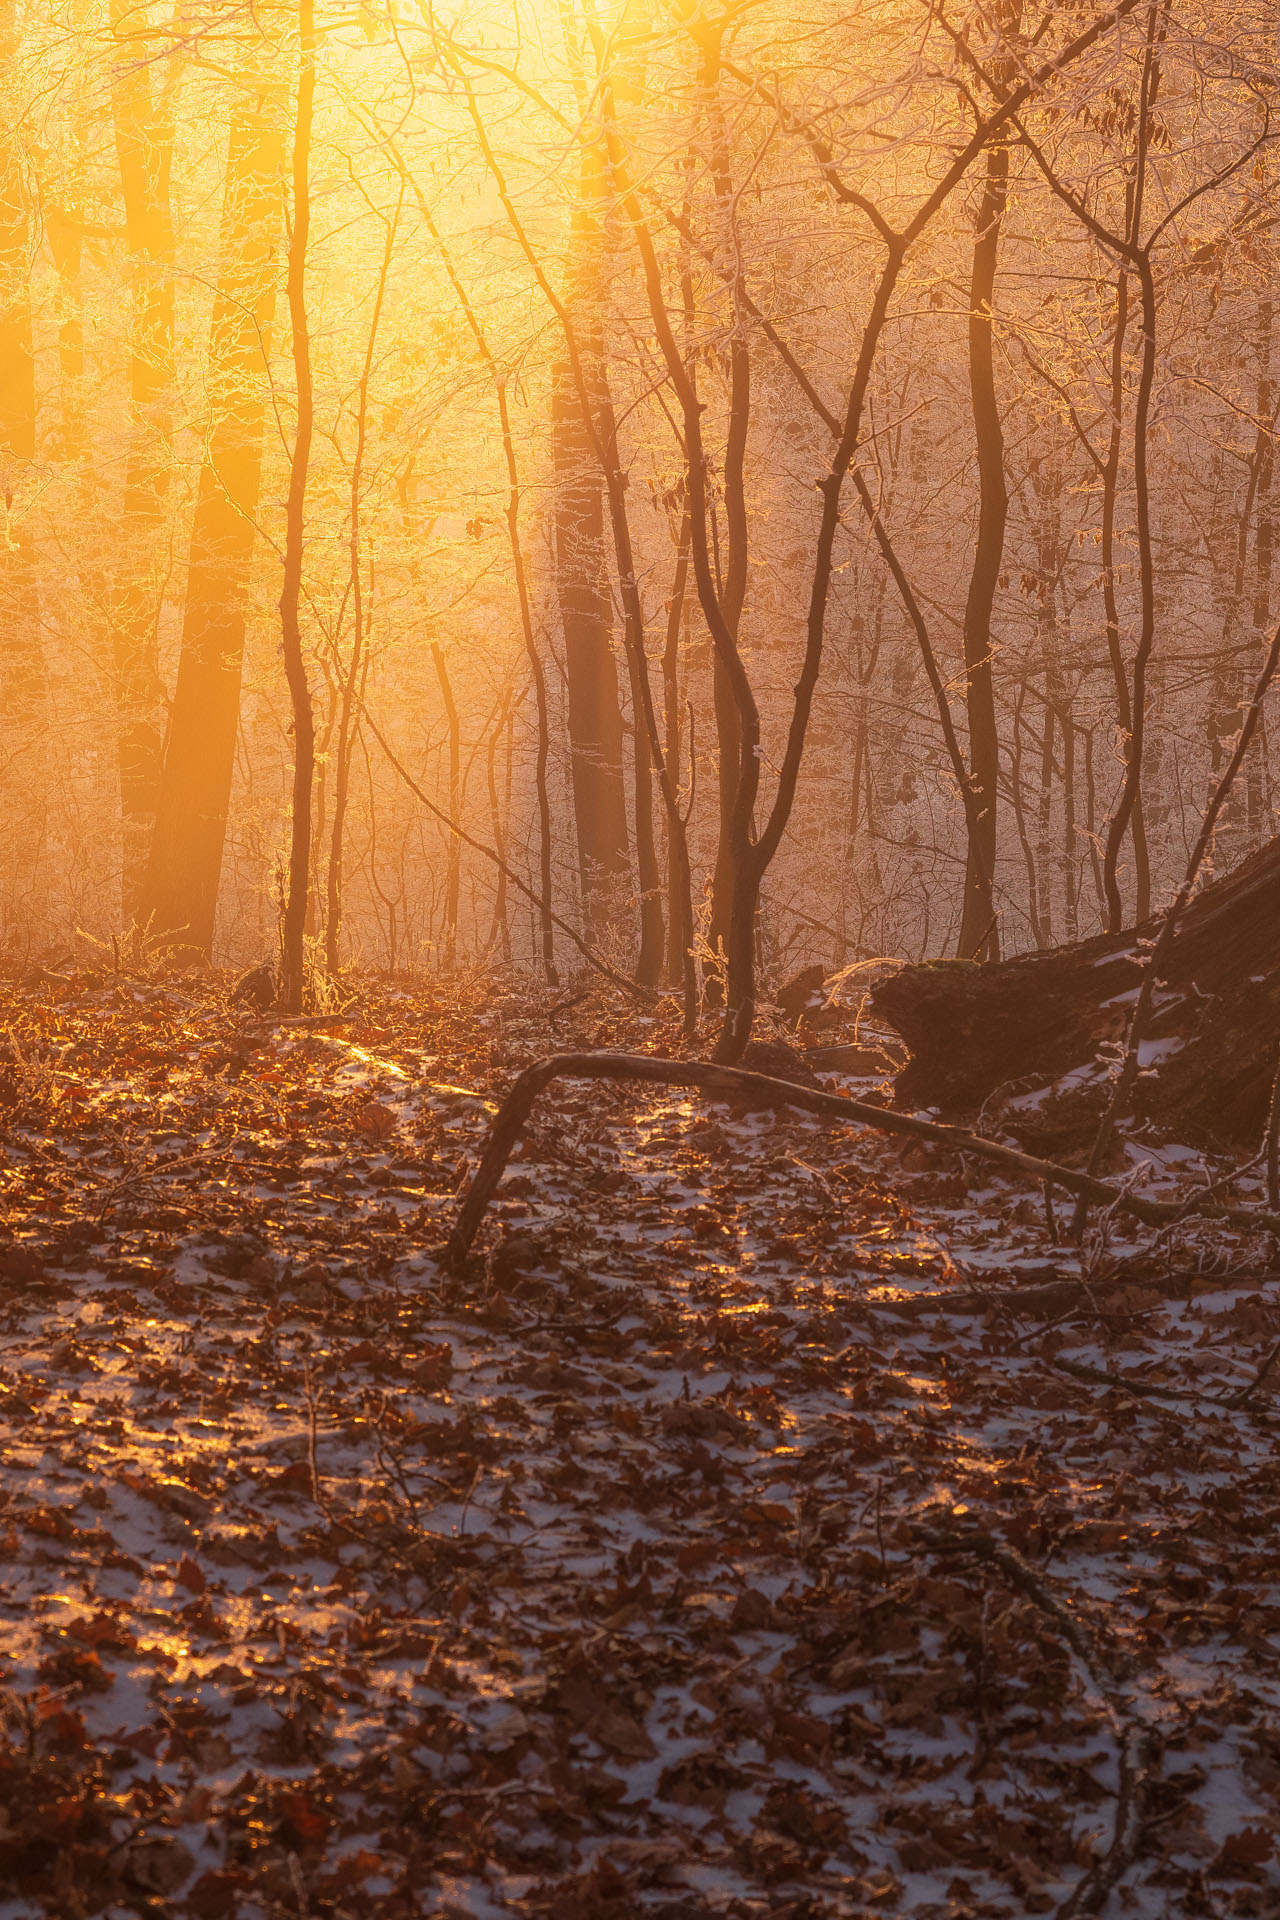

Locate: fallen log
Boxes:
[870,833,1280,1146]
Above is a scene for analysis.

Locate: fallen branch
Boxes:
[865,1277,1089,1320]
[274,1012,355,1029]
[443,1051,1280,1265]
[927,1530,1159,1918]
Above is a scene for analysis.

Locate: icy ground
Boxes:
[0,974,1278,1919]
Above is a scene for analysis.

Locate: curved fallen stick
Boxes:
[928,1530,1159,1919]
[443,1050,1280,1266]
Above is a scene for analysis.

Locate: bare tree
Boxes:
[279,0,317,1013]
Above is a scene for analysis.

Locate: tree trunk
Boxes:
[46,17,88,466]
[278,0,316,1016]
[109,0,179,916]
[324,188,399,975]
[1100,2,1166,930]
[663,507,694,997]
[142,81,284,958]
[957,110,1010,963]
[0,0,46,939]
[698,37,751,1000]
[501,384,558,983]
[872,832,1280,1147]
[550,351,630,941]
[707,312,750,989]
[0,0,38,630]
[431,642,461,970]
[418,190,559,983]
[549,136,631,949]
[587,370,668,988]
[485,689,513,964]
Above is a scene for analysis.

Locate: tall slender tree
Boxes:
[956,3,1020,964]
[325,183,401,976]
[279,0,317,1013]
[142,76,285,956]
[0,0,41,719]
[108,0,179,915]
[552,4,632,947]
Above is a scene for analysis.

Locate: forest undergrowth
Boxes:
[0,970,1279,1920]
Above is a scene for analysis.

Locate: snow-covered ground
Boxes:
[0,975,1278,1918]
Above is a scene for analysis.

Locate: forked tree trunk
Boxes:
[872,833,1280,1146]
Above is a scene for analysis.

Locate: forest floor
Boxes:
[0,971,1279,1920]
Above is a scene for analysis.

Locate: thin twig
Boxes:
[303,1361,326,1513]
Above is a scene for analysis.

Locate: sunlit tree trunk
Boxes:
[458,32,695,1008]
[431,643,461,969]
[485,687,513,963]
[325,188,399,976]
[0,5,35,671]
[500,392,559,984]
[109,0,178,918]
[551,328,630,944]
[279,0,316,1014]
[47,207,84,459]
[553,4,633,951]
[554,3,671,989]
[413,187,559,983]
[142,81,284,957]
[46,2,92,469]
[594,372,665,985]
[0,0,39,710]
[0,0,45,939]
